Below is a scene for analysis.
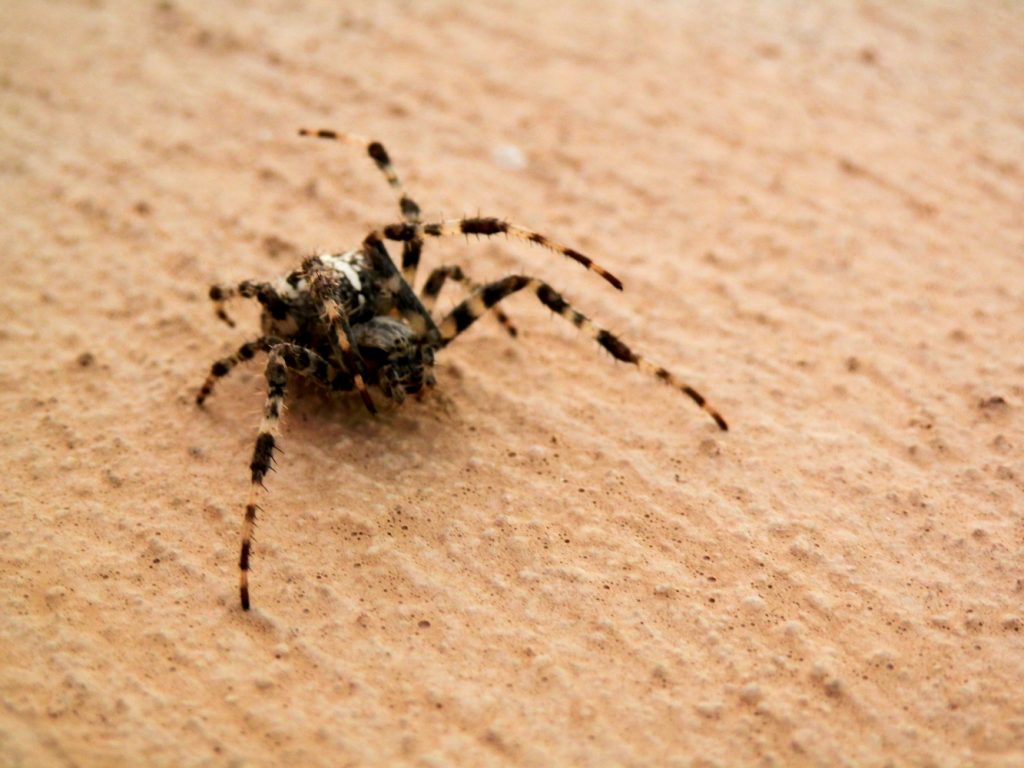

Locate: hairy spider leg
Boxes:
[207,281,287,328]
[420,264,518,338]
[196,336,341,405]
[240,342,338,610]
[306,267,379,414]
[299,128,425,287]
[439,276,728,430]
[382,217,624,292]
[197,335,282,405]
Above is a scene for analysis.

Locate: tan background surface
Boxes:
[2,1,1023,766]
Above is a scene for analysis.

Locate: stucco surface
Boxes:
[2,2,1023,766]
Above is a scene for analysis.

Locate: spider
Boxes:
[197,129,728,610]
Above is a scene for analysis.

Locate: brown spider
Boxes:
[197,129,727,610]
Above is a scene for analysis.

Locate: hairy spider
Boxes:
[198,129,728,610]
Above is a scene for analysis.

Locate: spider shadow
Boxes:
[270,377,474,497]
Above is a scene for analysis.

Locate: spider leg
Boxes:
[439,276,728,430]
[196,335,282,406]
[207,281,264,328]
[381,217,624,292]
[306,266,379,414]
[240,341,337,611]
[207,281,290,328]
[299,128,425,286]
[420,264,518,338]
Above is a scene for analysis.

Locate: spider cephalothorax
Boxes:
[198,129,727,610]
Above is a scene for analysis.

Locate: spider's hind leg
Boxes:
[439,276,728,430]
[420,264,518,338]
[299,128,425,286]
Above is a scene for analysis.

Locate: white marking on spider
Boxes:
[321,252,363,292]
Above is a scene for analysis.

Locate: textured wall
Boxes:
[2,1,1022,765]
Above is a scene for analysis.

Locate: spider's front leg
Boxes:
[196,335,280,405]
[207,280,288,328]
[305,267,379,415]
[239,342,336,611]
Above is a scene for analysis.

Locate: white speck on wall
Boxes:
[492,144,528,171]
